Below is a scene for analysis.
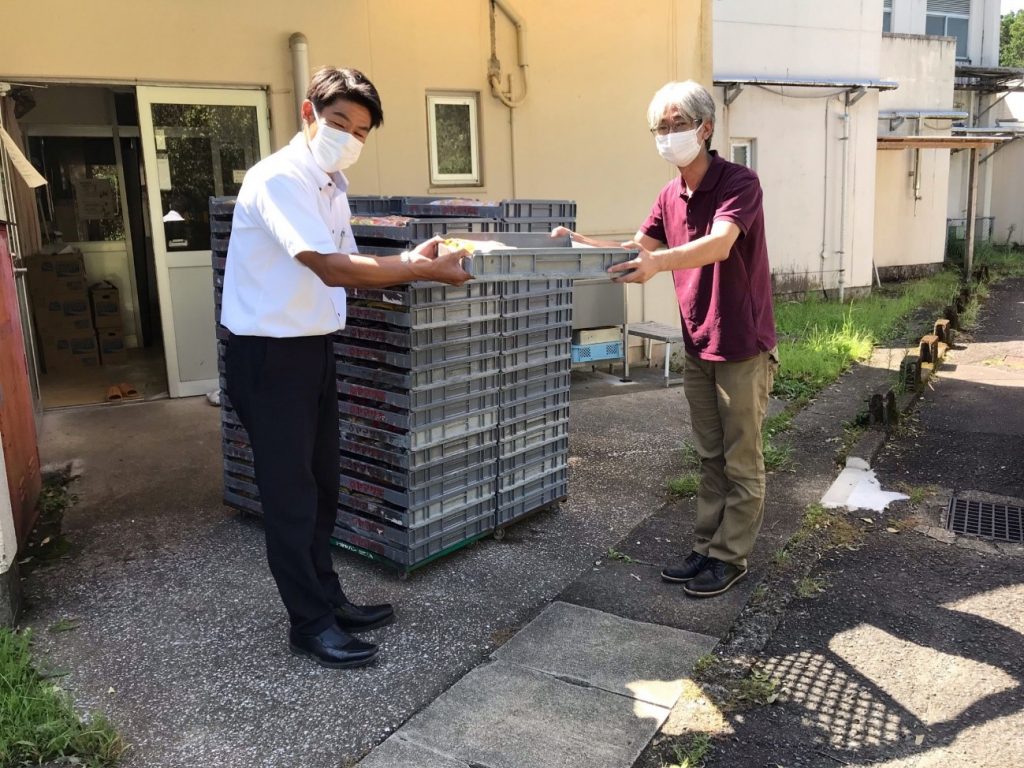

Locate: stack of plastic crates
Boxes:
[496,278,572,528]
[349,196,577,255]
[209,198,263,518]
[332,282,504,568]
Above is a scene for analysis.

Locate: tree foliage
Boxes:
[1001,10,1024,68]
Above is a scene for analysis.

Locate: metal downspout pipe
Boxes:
[838,96,851,302]
[289,33,310,129]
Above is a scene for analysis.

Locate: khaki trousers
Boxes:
[682,349,777,568]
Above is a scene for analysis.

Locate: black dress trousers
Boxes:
[225,333,345,635]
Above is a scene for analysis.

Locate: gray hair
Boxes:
[647,80,716,147]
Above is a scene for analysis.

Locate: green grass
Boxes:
[668,473,700,497]
[796,575,828,598]
[665,734,712,768]
[729,668,779,710]
[692,653,718,679]
[773,272,959,402]
[606,548,636,563]
[0,629,124,767]
[972,241,1024,279]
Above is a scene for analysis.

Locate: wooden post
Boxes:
[965,146,979,277]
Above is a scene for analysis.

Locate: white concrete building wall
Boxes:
[874,34,956,271]
[988,93,1024,245]
[713,0,883,294]
[889,0,1000,65]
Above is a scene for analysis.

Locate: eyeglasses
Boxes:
[650,119,701,136]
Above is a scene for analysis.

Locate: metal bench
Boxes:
[624,321,684,387]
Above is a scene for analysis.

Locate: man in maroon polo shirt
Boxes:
[559,80,777,597]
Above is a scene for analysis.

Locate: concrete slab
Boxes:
[395,660,669,768]
[356,736,471,768]
[492,601,715,708]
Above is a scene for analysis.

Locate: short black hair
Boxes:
[306,67,384,129]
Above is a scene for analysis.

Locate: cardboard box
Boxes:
[96,327,128,365]
[32,294,95,332]
[38,330,100,373]
[89,281,122,329]
[26,250,87,284]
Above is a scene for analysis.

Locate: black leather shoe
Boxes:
[289,624,379,669]
[683,558,747,597]
[334,601,395,633]
[661,551,710,583]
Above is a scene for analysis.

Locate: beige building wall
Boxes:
[1,0,712,336]
[874,34,956,272]
[713,0,883,294]
[989,93,1024,246]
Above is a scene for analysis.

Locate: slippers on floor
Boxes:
[106,386,123,403]
[118,382,142,400]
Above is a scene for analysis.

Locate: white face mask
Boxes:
[308,107,363,173]
[656,126,703,168]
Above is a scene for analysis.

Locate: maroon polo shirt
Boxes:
[641,151,777,362]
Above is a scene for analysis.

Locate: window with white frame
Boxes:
[730,139,754,169]
[926,0,970,61]
[426,92,481,186]
[883,0,893,33]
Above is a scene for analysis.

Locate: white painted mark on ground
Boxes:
[820,457,908,512]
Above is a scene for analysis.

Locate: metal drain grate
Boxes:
[946,497,1024,542]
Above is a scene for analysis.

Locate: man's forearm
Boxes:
[299,251,429,288]
[652,233,731,272]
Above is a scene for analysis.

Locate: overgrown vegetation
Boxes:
[19,470,78,572]
[773,272,959,403]
[664,733,712,768]
[0,629,125,767]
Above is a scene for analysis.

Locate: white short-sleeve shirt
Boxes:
[221,133,357,337]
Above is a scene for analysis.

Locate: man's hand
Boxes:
[409,235,443,259]
[551,225,572,239]
[408,243,472,286]
[608,241,660,284]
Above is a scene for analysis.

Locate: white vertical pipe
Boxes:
[289,33,310,130]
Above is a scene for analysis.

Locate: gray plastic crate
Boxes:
[335,336,500,371]
[336,354,499,393]
[339,475,496,523]
[348,196,403,215]
[500,339,572,373]
[353,244,407,257]
[499,417,569,456]
[500,307,572,334]
[339,387,499,431]
[467,247,634,279]
[498,437,569,491]
[338,316,500,350]
[401,196,504,218]
[224,488,263,516]
[501,322,572,352]
[346,297,500,330]
[500,277,573,296]
[500,386,570,423]
[336,498,494,548]
[351,217,499,242]
[499,217,575,234]
[500,199,576,219]
[332,507,494,568]
[209,197,237,216]
[347,282,499,307]
[501,290,574,317]
[341,405,498,451]
[341,443,497,492]
[496,481,566,527]
[498,465,569,508]
[340,425,496,471]
[499,358,572,387]
[500,372,572,408]
[338,371,499,411]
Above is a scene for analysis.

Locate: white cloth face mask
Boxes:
[308,107,363,173]
[656,126,702,168]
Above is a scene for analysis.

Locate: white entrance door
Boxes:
[136,86,271,397]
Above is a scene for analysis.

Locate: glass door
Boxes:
[136,86,270,397]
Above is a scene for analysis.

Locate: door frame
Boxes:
[135,86,271,398]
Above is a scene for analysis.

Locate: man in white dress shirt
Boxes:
[222,67,470,669]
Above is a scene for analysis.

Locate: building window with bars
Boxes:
[730,139,754,169]
[926,0,970,61]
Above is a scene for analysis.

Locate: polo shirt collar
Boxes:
[679,150,725,200]
[287,132,349,193]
